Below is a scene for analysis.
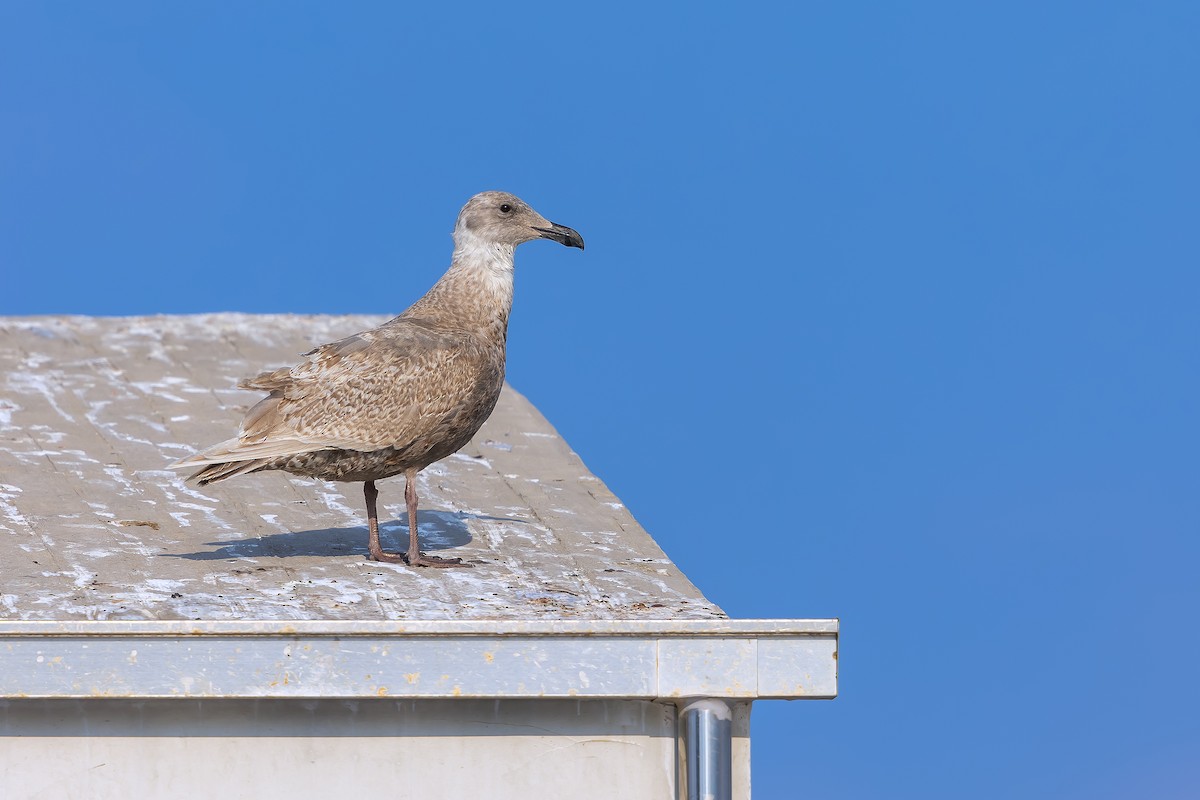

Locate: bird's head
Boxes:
[453,191,585,252]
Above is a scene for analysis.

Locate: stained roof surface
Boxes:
[0,314,723,622]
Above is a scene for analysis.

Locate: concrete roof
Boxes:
[0,314,724,622]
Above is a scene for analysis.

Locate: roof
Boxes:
[0,314,723,622]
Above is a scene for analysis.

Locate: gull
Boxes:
[170,191,584,567]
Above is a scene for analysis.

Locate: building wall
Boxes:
[2,697,750,799]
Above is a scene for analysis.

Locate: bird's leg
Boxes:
[403,468,470,568]
[364,480,406,564]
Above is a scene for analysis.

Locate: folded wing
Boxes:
[170,320,490,483]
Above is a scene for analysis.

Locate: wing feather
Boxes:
[172,319,497,479]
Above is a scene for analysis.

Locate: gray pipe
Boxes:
[679,698,732,800]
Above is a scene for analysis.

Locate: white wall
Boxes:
[2,698,751,799]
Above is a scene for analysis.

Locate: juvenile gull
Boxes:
[170,191,584,567]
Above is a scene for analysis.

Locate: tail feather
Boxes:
[190,459,271,485]
[169,433,374,484]
[171,436,353,469]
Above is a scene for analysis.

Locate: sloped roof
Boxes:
[0,314,723,622]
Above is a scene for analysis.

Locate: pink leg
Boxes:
[403,468,470,568]
[364,480,406,563]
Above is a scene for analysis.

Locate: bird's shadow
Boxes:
[165,510,520,561]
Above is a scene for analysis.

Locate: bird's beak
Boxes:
[532,222,585,250]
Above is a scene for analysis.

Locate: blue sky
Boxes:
[3,3,1198,797]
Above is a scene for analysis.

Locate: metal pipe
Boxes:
[679,698,732,800]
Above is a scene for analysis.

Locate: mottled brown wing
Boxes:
[251,322,501,452]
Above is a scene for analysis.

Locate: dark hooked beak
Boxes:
[532,222,585,250]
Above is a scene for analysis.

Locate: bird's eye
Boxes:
[499,204,512,213]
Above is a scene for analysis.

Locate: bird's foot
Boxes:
[405,551,474,569]
[368,547,409,565]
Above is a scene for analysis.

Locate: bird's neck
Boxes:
[407,231,515,341]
